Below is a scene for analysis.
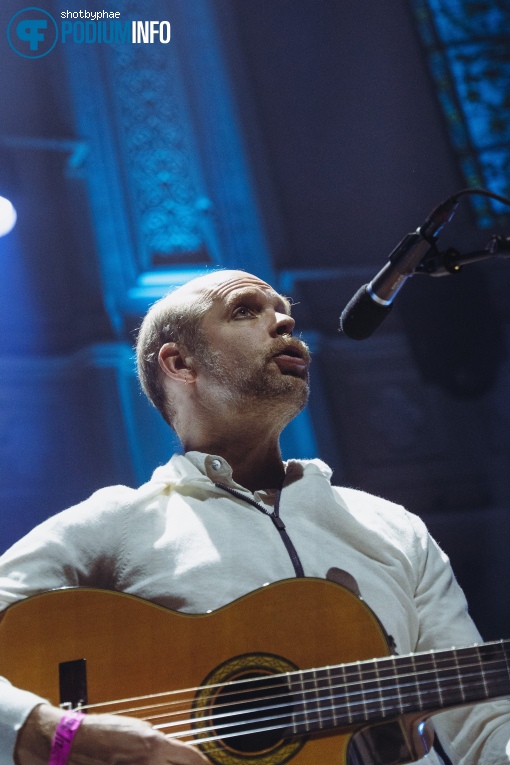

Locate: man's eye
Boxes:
[232,306,254,318]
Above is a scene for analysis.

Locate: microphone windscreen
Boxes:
[339,285,393,340]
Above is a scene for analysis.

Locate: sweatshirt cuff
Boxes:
[0,678,48,765]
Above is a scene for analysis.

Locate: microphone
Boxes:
[339,196,460,340]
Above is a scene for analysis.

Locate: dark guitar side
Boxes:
[0,578,426,765]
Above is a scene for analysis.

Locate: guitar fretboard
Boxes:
[289,640,510,734]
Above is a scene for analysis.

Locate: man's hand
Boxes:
[15,703,209,765]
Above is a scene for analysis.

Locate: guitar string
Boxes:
[182,666,510,758]
[172,699,440,747]
[75,646,509,718]
[75,656,510,738]
[154,665,510,753]
[140,657,509,727]
[145,655,507,722]
[68,663,510,758]
[77,640,509,712]
[168,683,508,756]
[72,659,509,746]
[185,672,510,753]
[170,673,510,751]
[146,661,510,740]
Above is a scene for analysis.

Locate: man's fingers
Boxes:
[72,713,210,765]
[161,736,209,765]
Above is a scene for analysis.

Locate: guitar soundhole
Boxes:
[213,672,292,754]
[194,652,303,765]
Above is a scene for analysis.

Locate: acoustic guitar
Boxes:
[0,578,508,765]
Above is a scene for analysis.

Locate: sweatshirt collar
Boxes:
[148,451,332,492]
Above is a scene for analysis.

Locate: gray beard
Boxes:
[197,344,309,415]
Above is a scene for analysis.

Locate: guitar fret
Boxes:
[356,662,368,720]
[296,670,310,731]
[391,656,404,714]
[476,645,490,698]
[325,666,338,727]
[430,651,443,706]
[288,671,303,734]
[340,663,353,724]
[312,669,324,729]
[409,654,423,711]
[372,658,385,715]
[452,648,466,704]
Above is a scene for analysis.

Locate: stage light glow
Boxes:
[0,196,17,237]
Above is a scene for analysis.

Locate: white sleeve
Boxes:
[0,486,133,764]
[408,512,510,764]
[0,680,47,765]
[0,486,133,610]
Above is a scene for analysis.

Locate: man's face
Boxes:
[192,273,311,413]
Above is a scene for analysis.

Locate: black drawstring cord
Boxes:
[214,482,305,578]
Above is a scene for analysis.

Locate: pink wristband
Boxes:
[48,712,85,765]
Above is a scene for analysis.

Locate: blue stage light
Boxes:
[0,196,17,237]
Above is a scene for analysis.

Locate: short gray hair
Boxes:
[136,289,211,427]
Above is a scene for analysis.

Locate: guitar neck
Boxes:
[290,640,510,734]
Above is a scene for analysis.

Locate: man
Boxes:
[1,269,510,765]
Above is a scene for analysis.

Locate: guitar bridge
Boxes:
[59,658,88,711]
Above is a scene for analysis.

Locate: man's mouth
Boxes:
[272,344,309,378]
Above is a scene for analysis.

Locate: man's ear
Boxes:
[158,343,197,383]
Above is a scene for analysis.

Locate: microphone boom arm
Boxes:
[415,235,510,277]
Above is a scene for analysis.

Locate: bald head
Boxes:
[163,270,264,305]
[136,270,274,426]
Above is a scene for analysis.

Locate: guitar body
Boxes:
[0,579,429,765]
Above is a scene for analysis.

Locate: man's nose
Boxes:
[275,312,295,336]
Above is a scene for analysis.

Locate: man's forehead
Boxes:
[201,270,266,291]
[206,274,278,302]
[177,271,287,309]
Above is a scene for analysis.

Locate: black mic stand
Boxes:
[415,234,510,277]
